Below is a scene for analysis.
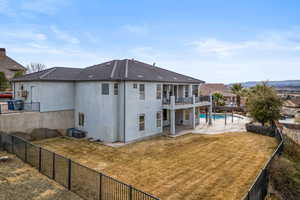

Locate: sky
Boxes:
[0,0,300,83]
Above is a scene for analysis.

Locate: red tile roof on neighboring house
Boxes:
[200,83,236,96]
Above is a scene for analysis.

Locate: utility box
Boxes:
[0,102,8,114]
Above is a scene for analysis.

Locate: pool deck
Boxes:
[168,115,249,137]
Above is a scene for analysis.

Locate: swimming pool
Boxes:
[199,113,242,120]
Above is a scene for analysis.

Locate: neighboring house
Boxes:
[200,83,236,106]
[0,48,26,80]
[284,98,300,108]
[12,59,211,143]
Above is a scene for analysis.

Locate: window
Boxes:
[185,85,189,97]
[102,83,109,95]
[192,85,199,97]
[139,114,145,131]
[156,84,162,99]
[156,112,162,128]
[133,83,137,88]
[139,84,145,100]
[78,112,85,126]
[114,83,119,95]
[184,110,190,120]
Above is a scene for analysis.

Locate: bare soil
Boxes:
[34,132,277,200]
[0,151,82,200]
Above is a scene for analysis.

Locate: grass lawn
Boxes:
[34,132,277,200]
[0,151,82,200]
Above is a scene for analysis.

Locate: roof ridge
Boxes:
[110,60,118,78]
[39,68,57,79]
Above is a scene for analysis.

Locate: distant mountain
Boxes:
[229,80,300,88]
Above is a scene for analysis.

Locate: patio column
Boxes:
[170,96,176,135]
[208,94,213,125]
[192,95,196,129]
[189,85,193,97]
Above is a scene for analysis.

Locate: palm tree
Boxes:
[212,92,225,106]
[231,83,243,107]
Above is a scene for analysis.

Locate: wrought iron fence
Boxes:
[0,134,159,200]
[242,124,284,200]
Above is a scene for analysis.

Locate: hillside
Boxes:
[229,80,300,91]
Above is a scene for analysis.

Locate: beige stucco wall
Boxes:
[0,110,74,134]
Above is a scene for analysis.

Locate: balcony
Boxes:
[162,95,211,110]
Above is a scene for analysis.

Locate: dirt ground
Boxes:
[34,132,277,200]
[0,151,82,200]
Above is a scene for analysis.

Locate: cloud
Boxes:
[0,29,47,41]
[50,25,80,44]
[21,0,70,15]
[189,31,300,58]
[122,24,148,34]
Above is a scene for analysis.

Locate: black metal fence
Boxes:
[242,124,284,200]
[0,134,159,200]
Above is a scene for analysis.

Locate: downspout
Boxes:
[123,59,129,143]
[123,81,126,142]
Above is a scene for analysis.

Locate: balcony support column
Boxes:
[192,95,196,129]
[170,96,176,135]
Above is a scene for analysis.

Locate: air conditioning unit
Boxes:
[67,128,86,139]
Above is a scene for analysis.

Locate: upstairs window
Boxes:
[139,114,145,131]
[78,112,85,126]
[156,111,162,128]
[102,83,109,95]
[133,83,138,89]
[139,84,145,100]
[156,84,162,99]
[185,85,189,97]
[192,85,199,97]
[114,83,119,95]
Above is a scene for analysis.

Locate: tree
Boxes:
[231,83,243,107]
[246,82,282,126]
[0,72,8,91]
[212,92,225,106]
[13,71,24,78]
[26,63,47,73]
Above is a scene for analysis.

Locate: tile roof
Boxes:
[12,59,204,84]
[0,56,26,71]
[200,83,235,96]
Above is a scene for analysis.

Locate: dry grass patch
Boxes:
[34,132,277,200]
[0,151,82,200]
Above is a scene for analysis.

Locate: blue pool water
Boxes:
[199,113,230,119]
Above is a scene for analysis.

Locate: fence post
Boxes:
[24,142,27,163]
[129,185,133,200]
[68,159,72,190]
[99,173,102,200]
[39,147,42,172]
[12,136,14,154]
[52,153,55,180]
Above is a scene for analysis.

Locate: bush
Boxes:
[246,83,282,126]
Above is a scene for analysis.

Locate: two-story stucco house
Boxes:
[0,48,26,80]
[12,59,211,143]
